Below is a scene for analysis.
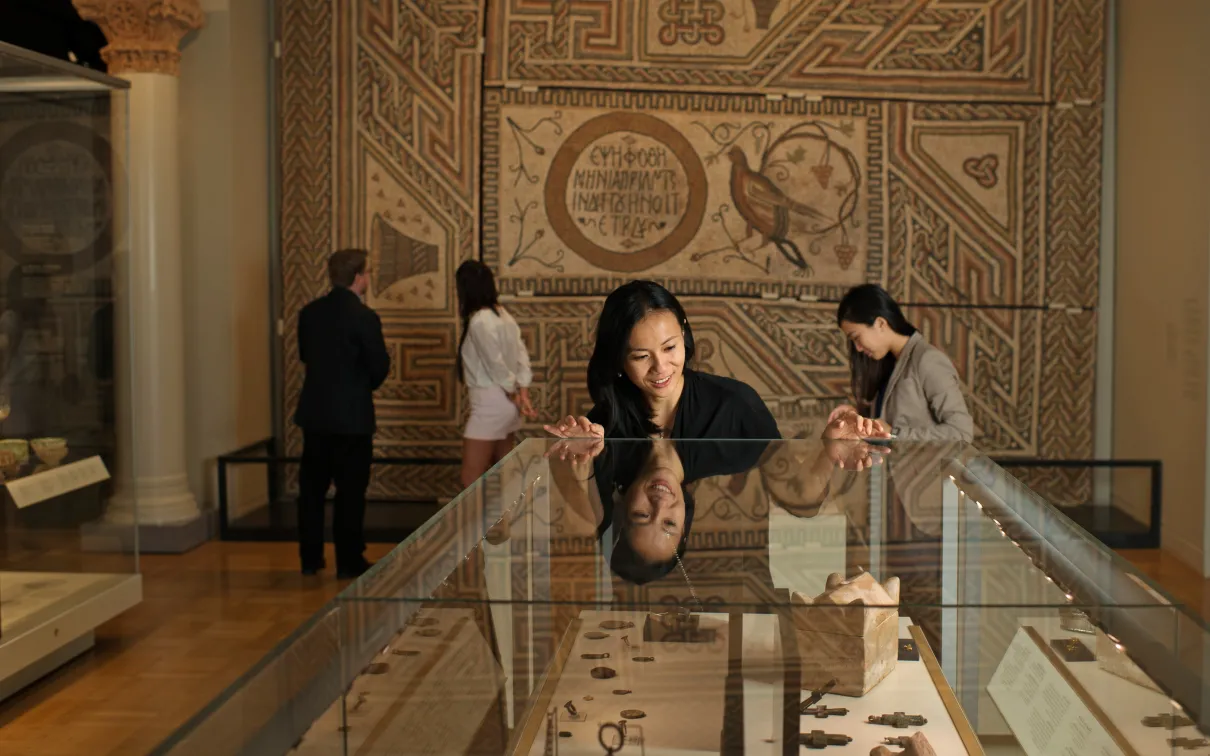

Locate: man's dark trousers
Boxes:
[297,431,372,571]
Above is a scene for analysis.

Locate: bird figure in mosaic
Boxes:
[727,146,828,274]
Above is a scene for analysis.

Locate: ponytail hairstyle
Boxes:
[836,284,916,415]
[587,280,694,438]
[454,260,500,383]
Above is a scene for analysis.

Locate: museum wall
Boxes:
[276,0,1107,503]
[179,0,273,514]
[1113,0,1210,570]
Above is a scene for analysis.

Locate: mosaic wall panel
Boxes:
[280,0,482,468]
[484,89,881,300]
[279,0,1106,504]
[485,0,1109,104]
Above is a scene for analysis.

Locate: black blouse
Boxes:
[587,368,782,440]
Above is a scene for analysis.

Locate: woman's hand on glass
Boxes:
[827,403,858,424]
[545,436,605,464]
[822,412,889,441]
[543,415,604,439]
[823,438,887,471]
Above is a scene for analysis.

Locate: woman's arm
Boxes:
[512,320,533,389]
[546,452,604,532]
[895,350,974,442]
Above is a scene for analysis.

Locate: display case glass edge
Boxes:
[0,40,139,703]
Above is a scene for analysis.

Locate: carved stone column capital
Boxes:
[73,0,204,76]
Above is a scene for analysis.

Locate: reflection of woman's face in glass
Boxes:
[622,462,685,565]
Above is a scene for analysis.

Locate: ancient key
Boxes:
[801,706,848,719]
[799,730,852,749]
[1143,714,1194,729]
[868,712,928,728]
[1169,736,1210,750]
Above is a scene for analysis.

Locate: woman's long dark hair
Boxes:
[836,284,916,415]
[455,260,500,383]
[587,280,695,438]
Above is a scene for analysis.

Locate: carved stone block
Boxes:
[791,571,900,697]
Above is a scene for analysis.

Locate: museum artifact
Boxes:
[1097,631,1163,692]
[867,713,927,728]
[1059,607,1096,635]
[1169,737,1210,749]
[799,730,853,749]
[632,656,655,662]
[644,607,715,643]
[582,653,610,660]
[871,732,937,756]
[591,667,617,679]
[600,620,634,630]
[584,631,610,640]
[802,706,849,719]
[620,710,645,720]
[1050,637,1095,662]
[1143,714,1194,729]
[897,639,919,661]
[31,437,67,466]
[612,689,631,695]
[791,572,901,696]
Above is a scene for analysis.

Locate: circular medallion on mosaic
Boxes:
[0,122,114,270]
[545,112,707,273]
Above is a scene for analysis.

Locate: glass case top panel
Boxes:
[340,439,1183,614]
[0,41,128,92]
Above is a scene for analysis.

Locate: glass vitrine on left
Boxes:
[0,41,140,701]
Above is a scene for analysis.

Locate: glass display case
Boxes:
[0,42,140,700]
[151,438,1205,756]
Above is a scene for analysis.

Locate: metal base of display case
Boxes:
[0,572,142,702]
[80,513,214,554]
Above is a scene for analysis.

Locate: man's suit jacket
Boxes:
[294,287,391,435]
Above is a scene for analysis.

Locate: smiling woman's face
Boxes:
[622,465,685,564]
[622,310,685,402]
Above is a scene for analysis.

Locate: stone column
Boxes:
[75,0,207,548]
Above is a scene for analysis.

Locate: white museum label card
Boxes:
[7,456,110,509]
[987,626,1127,756]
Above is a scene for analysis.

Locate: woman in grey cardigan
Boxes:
[829,284,974,442]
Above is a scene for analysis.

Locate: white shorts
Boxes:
[464,386,522,440]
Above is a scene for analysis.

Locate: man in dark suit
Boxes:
[294,248,390,578]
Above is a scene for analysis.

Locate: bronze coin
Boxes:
[620,709,646,720]
[416,628,442,637]
[613,689,632,695]
[600,620,635,630]
[584,631,610,640]
[632,656,655,662]
[590,666,617,679]
[365,663,389,675]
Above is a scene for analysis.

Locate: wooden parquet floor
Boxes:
[0,541,393,756]
[0,543,1204,755]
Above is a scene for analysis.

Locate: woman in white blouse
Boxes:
[456,260,537,487]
